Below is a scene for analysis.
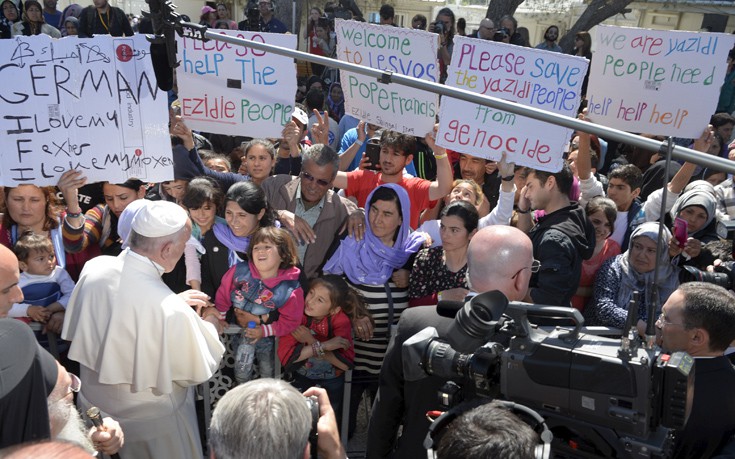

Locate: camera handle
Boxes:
[505,303,584,342]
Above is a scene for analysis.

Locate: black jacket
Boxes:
[529,203,595,306]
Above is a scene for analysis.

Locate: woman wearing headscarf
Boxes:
[0,0,20,38]
[667,181,721,269]
[585,222,679,335]
[12,0,61,37]
[323,183,425,435]
[59,3,82,36]
[326,81,344,122]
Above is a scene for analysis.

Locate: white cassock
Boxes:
[62,249,225,459]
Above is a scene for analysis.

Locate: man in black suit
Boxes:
[656,282,735,459]
[366,225,535,458]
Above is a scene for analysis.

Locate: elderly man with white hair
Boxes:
[62,200,225,459]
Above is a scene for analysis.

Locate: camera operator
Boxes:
[209,378,346,459]
[434,400,539,459]
[656,282,735,459]
[366,225,535,458]
[257,0,287,33]
[428,8,455,84]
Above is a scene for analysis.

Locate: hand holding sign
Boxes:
[57,170,88,215]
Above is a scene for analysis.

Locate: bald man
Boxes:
[0,245,23,318]
[367,226,534,459]
[475,18,496,40]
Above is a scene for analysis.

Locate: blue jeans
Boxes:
[254,336,276,379]
[233,334,276,382]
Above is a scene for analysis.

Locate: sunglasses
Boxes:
[300,170,330,187]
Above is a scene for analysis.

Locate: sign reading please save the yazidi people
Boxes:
[437,35,588,172]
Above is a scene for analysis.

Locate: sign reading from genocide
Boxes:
[335,19,439,136]
[437,36,589,172]
[587,25,735,137]
[0,34,172,186]
[176,30,297,138]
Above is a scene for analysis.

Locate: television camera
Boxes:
[403,291,694,458]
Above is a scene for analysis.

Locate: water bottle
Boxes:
[234,321,257,383]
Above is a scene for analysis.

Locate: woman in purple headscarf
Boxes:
[323,183,425,434]
[59,3,82,36]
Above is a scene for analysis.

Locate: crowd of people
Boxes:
[1,1,735,458]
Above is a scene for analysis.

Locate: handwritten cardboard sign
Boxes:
[437,36,588,172]
[176,30,297,138]
[0,34,171,186]
[335,19,439,136]
[587,25,735,137]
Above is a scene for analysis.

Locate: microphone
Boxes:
[144,0,180,91]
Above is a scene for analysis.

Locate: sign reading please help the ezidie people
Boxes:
[335,19,439,137]
[0,34,172,186]
[587,25,735,137]
[437,35,588,172]
[176,29,297,138]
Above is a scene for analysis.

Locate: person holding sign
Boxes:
[77,0,133,37]
[0,0,20,38]
[58,171,147,258]
[333,126,453,230]
[11,0,60,38]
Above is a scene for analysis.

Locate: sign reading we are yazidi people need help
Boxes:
[176,30,297,138]
[587,25,735,137]
[335,19,439,136]
[437,35,589,172]
[0,34,172,186]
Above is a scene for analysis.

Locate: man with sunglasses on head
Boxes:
[261,143,361,279]
[368,225,536,458]
[656,282,735,459]
[516,163,595,307]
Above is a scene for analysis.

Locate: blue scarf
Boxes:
[323,183,425,285]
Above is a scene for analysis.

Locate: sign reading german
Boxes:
[0,34,171,186]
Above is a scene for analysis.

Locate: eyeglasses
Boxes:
[656,312,685,327]
[512,259,540,279]
[300,171,331,188]
[68,373,81,395]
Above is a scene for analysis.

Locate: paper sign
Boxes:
[587,25,735,137]
[437,36,588,172]
[335,19,439,136]
[176,30,297,138]
[0,34,171,186]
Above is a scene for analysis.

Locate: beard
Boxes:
[47,399,96,454]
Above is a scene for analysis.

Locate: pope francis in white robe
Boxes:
[62,202,225,459]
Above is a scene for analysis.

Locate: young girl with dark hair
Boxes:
[279,275,371,420]
[215,227,304,382]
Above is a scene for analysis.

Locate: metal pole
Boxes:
[647,137,675,349]
[188,26,735,174]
